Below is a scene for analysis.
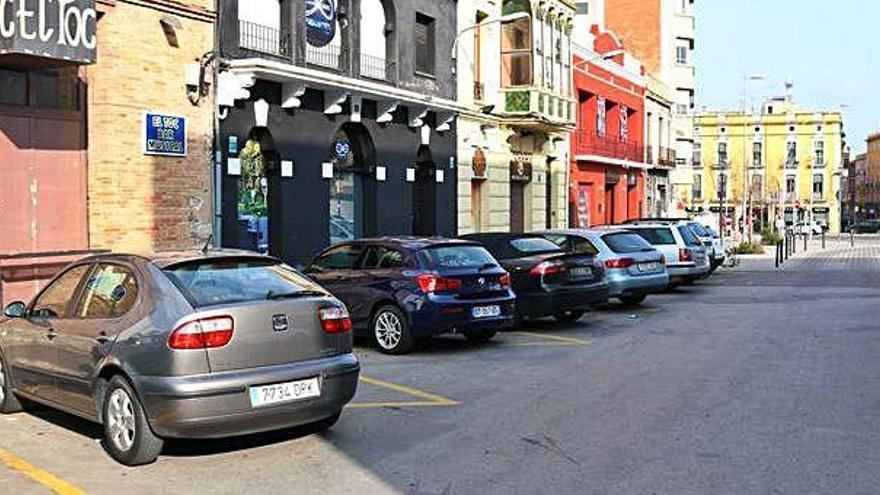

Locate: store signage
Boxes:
[144,113,187,157]
[333,138,351,159]
[509,156,532,183]
[305,0,336,47]
[0,0,97,64]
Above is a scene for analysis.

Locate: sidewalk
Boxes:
[725,234,880,273]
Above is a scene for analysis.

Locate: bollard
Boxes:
[792,233,796,254]
[851,228,855,247]
[779,240,784,265]
[803,232,807,252]
[822,230,826,249]
[775,241,780,268]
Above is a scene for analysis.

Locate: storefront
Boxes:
[0,0,96,305]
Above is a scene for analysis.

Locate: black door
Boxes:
[510,181,526,233]
[412,146,437,236]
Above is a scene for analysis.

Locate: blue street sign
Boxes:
[144,113,187,157]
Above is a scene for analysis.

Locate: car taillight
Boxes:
[416,274,463,293]
[604,258,635,269]
[530,261,565,277]
[679,248,693,262]
[318,306,352,334]
[499,273,512,287]
[659,254,666,264]
[168,316,234,350]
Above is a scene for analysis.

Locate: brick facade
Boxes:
[603,0,661,76]
[87,0,215,252]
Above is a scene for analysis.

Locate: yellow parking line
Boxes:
[510,331,590,346]
[0,447,86,495]
[352,375,458,408]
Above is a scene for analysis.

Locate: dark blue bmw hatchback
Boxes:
[304,237,516,354]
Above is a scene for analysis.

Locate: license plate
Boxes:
[472,305,501,318]
[568,267,592,280]
[249,377,321,408]
[638,262,660,272]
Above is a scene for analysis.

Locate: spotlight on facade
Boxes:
[160,15,183,47]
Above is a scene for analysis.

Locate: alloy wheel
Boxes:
[375,311,403,350]
[107,388,136,452]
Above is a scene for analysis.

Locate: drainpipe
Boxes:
[212,0,223,247]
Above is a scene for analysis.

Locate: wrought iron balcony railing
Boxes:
[306,43,343,70]
[238,20,290,57]
[359,53,387,80]
[574,130,644,163]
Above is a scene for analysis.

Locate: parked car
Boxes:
[304,238,515,354]
[460,233,609,323]
[852,219,880,234]
[793,220,825,235]
[624,223,711,286]
[625,218,718,268]
[702,224,726,268]
[0,251,360,466]
[539,228,669,305]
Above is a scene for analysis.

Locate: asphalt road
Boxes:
[2,237,880,494]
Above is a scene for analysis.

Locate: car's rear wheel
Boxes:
[372,305,415,355]
[102,376,164,466]
[619,294,647,306]
[553,310,584,324]
[464,329,497,344]
[0,351,23,414]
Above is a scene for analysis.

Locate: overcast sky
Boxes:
[694,0,879,153]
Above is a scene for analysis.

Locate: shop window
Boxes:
[414,13,436,75]
[501,0,532,87]
[238,138,270,253]
[0,69,27,106]
[32,68,81,110]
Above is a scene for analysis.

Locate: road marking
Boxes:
[0,447,86,495]
[349,375,458,409]
[510,331,590,346]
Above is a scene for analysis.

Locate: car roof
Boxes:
[74,248,276,269]
[344,236,478,251]
[541,228,634,236]
[460,232,549,242]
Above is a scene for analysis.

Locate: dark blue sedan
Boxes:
[304,238,516,354]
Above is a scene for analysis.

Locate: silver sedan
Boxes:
[0,251,360,465]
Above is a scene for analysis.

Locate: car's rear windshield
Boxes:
[163,258,324,308]
[687,222,710,238]
[602,233,654,254]
[509,237,563,255]
[629,228,677,245]
[419,245,499,269]
[677,226,702,247]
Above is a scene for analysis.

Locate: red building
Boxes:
[570,27,647,227]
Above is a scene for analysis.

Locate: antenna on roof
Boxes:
[201,234,214,255]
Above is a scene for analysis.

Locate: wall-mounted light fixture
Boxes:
[160,15,182,47]
[254,99,270,128]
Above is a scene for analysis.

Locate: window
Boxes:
[750,174,763,197]
[693,173,703,199]
[77,264,139,319]
[473,12,488,89]
[785,175,796,201]
[419,246,498,269]
[602,233,652,254]
[311,244,365,271]
[509,237,563,255]
[676,103,689,116]
[31,265,91,319]
[361,247,408,269]
[360,0,389,79]
[717,142,728,165]
[620,105,629,141]
[752,141,763,166]
[0,69,27,106]
[813,174,824,200]
[676,44,688,65]
[0,68,80,110]
[597,96,607,136]
[717,173,728,199]
[576,2,589,15]
[786,141,797,166]
[164,259,324,309]
[677,226,701,247]
[814,140,825,166]
[570,236,599,255]
[501,0,532,87]
[629,228,677,245]
[414,13,436,75]
[693,143,702,166]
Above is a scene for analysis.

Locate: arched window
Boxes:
[238,0,282,55]
[501,0,532,87]
[360,0,390,79]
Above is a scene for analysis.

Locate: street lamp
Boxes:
[450,12,531,75]
[741,74,765,244]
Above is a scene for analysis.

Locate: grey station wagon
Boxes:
[0,251,360,466]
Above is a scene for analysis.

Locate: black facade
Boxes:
[217,0,459,265]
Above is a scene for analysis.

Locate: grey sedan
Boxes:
[0,251,360,465]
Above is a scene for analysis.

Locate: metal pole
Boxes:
[803,231,807,252]
[822,229,826,249]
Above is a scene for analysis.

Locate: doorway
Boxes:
[235,127,276,253]
[510,181,526,233]
[330,123,377,243]
[604,185,616,225]
[412,145,437,236]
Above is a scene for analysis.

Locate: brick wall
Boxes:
[87,0,215,253]
[604,0,662,76]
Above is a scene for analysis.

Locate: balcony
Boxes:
[306,44,344,71]
[785,159,799,169]
[658,147,677,167]
[500,87,575,127]
[238,20,290,58]
[714,158,730,169]
[646,145,655,165]
[574,130,644,163]
[359,53,387,80]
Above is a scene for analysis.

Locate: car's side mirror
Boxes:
[3,301,26,318]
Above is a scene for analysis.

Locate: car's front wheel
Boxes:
[0,351,23,414]
[102,376,164,466]
[372,305,415,355]
[553,310,584,324]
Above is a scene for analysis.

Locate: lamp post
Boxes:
[451,12,531,75]
[741,74,765,245]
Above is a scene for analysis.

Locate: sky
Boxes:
[694,0,879,153]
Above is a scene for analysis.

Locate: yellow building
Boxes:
[693,98,844,234]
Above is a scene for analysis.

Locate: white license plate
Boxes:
[638,262,660,272]
[472,305,501,318]
[249,377,321,408]
[569,267,592,279]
